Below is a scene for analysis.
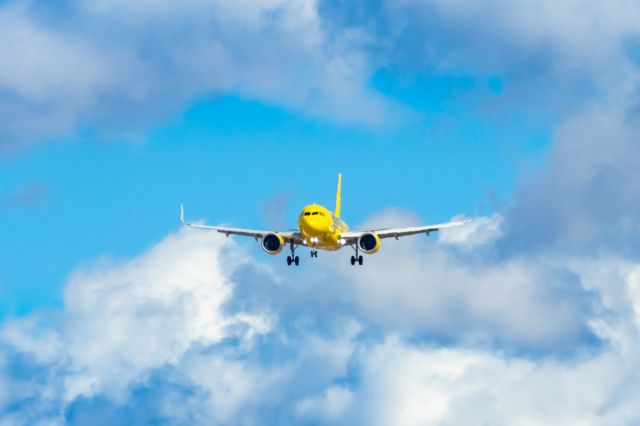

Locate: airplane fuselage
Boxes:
[297,204,349,250]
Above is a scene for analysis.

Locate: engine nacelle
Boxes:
[261,233,285,255]
[358,232,381,254]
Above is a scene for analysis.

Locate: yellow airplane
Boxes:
[180,174,468,266]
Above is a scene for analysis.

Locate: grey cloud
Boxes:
[318,0,640,123]
[500,104,640,256]
[4,0,640,151]
[319,0,640,77]
[261,190,294,231]
[223,209,597,354]
[1,217,640,424]
[0,0,389,151]
[0,182,48,210]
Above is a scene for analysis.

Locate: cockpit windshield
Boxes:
[303,210,326,217]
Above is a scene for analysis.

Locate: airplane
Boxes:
[180,174,469,266]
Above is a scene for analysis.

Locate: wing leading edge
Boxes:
[340,219,470,242]
[180,204,303,242]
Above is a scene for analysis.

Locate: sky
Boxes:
[1,0,640,424]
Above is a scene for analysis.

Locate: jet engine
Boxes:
[262,233,285,255]
[358,232,381,254]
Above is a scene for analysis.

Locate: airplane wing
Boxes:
[340,219,470,242]
[180,204,303,242]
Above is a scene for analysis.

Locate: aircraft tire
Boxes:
[287,256,292,265]
[294,256,300,266]
[358,255,363,265]
[350,256,356,265]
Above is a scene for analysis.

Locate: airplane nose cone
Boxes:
[301,216,324,236]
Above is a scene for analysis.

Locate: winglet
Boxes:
[180,203,185,224]
[335,173,342,218]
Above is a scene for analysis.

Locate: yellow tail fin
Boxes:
[335,173,342,218]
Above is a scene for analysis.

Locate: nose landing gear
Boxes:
[310,250,318,258]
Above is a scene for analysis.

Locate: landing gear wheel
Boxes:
[358,255,363,265]
[288,240,300,266]
[350,256,356,265]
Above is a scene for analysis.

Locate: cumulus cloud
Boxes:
[4,0,640,424]
[0,228,363,424]
[501,103,640,256]
[321,0,640,78]
[0,0,387,151]
[439,214,502,248]
[345,331,640,426]
[4,0,640,150]
[3,210,640,424]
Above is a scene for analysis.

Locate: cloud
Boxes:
[0,0,388,151]
[0,182,48,210]
[4,0,640,151]
[500,102,640,256]
[3,1,640,424]
[318,0,640,124]
[439,214,502,248]
[261,190,294,231]
[3,210,639,424]
[0,227,363,424]
[321,0,640,78]
[344,331,640,426]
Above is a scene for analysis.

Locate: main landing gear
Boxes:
[350,245,363,266]
[287,240,300,266]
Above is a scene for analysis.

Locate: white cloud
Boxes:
[321,211,592,351]
[4,0,640,424]
[60,230,274,402]
[2,215,640,424]
[296,385,353,421]
[501,101,640,255]
[348,333,640,426]
[4,0,640,150]
[360,0,640,80]
[438,214,502,248]
[0,0,389,151]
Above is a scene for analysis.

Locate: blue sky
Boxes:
[0,85,551,316]
[2,0,640,424]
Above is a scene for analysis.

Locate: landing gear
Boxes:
[350,245,363,266]
[310,250,318,258]
[287,240,300,266]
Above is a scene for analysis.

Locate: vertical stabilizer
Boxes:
[335,173,342,218]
